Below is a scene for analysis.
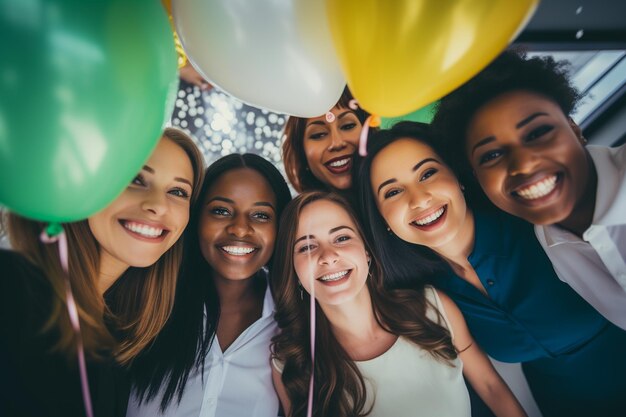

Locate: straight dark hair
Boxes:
[356,122,459,289]
[129,153,292,411]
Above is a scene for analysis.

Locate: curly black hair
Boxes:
[431,49,582,193]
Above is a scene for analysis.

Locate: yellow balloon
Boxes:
[326,0,538,117]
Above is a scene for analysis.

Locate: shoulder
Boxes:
[0,249,49,291]
[0,249,53,320]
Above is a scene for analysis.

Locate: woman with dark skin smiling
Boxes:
[127,153,291,417]
[433,50,626,331]
[358,121,626,417]
[282,86,369,199]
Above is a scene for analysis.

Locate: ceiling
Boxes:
[518,0,626,49]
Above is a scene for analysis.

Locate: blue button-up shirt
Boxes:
[436,210,608,363]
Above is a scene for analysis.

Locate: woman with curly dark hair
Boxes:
[432,49,626,331]
[281,86,369,200]
[270,191,525,417]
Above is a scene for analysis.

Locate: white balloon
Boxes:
[173,0,346,118]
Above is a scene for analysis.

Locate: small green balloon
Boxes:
[380,101,438,129]
[0,0,178,222]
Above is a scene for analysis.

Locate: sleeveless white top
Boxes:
[356,286,470,417]
[273,286,471,417]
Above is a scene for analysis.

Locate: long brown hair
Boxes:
[271,192,457,417]
[2,127,204,365]
[281,87,370,192]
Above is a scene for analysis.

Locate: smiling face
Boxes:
[199,168,277,282]
[303,105,363,190]
[293,199,370,306]
[370,138,472,252]
[466,90,590,225]
[88,137,194,272]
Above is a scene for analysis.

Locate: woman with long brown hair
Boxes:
[0,128,204,417]
[270,191,526,417]
[282,87,369,199]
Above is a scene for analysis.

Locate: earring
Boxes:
[580,136,588,144]
[460,184,465,192]
[386,226,392,235]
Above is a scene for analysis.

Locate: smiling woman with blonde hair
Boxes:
[0,127,204,417]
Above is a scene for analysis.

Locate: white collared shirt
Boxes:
[535,144,626,330]
[126,285,280,417]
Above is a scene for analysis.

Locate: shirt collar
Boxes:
[587,145,626,227]
[468,209,505,261]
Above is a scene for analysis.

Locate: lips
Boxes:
[409,205,447,230]
[512,174,559,201]
[217,241,259,258]
[324,155,352,174]
[316,269,351,285]
[120,219,169,241]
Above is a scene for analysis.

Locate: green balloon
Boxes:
[380,101,438,129]
[0,0,178,222]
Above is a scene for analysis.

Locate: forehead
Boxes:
[206,168,276,204]
[471,91,563,128]
[305,106,357,126]
[148,137,194,178]
[371,138,437,177]
[297,200,355,235]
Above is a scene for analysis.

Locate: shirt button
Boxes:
[486,279,495,286]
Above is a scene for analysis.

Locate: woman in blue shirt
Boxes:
[357,121,626,417]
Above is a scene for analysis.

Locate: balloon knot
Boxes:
[45,223,63,238]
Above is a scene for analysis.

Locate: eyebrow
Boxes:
[516,112,548,129]
[376,158,440,195]
[143,165,192,187]
[294,225,355,245]
[205,196,275,211]
[306,110,354,127]
[472,112,550,156]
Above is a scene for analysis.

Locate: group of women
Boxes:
[1,50,624,417]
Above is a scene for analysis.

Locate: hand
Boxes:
[179,62,213,91]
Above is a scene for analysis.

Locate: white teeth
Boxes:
[413,207,445,226]
[222,246,256,256]
[328,158,349,168]
[124,222,163,238]
[516,175,557,200]
[319,270,349,282]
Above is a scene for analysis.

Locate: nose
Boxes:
[327,127,348,152]
[318,245,339,266]
[508,147,539,176]
[407,185,432,210]
[226,215,252,238]
[141,189,168,216]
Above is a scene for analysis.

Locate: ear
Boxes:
[567,117,585,144]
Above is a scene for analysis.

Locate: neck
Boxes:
[98,253,129,295]
[558,152,598,236]
[432,209,475,271]
[320,287,382,345]
[213,273,263,312]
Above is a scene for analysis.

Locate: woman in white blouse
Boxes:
[126,154,292,417]
[270,191,527,417]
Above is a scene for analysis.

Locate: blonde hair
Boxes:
[2,127,204,365]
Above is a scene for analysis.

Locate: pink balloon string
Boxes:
[40,225,94,417]
[358,115,372,157]
[306,237,316,417]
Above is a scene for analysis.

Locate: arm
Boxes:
[179,62,213,90]
[436,290,528,417]
[272,365,292,417]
